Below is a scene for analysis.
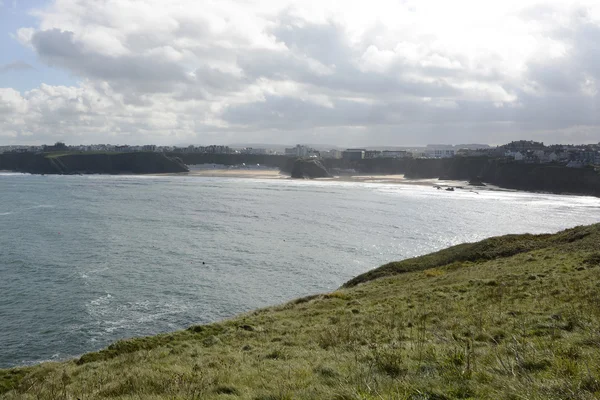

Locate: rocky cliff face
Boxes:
[481,162,600,196]
[403,157,600,197]
[0,152,189,174]
[290,159,331,179]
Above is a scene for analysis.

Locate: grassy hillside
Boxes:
[3,224,600,399]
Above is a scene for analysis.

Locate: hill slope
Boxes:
[0,152,189,174]
[2,224,600,399]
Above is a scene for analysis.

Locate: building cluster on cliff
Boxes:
[334,141,600,168]
[1,139,599,168]
[499,141,600,168]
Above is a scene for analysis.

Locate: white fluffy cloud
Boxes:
[3,0,600,145]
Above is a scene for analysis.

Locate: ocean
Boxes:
[1,173,599,368]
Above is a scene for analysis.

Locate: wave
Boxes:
[0,172,29,176]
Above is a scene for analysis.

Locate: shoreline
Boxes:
[156,168,518,194]
[1,168,594,197]
[153,169,600,197]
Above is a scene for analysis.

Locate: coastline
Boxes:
[157,168,516,194]
[1,167,591,197]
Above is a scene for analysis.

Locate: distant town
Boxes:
[1,140,600,168]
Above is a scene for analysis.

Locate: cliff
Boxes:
[403,157,600,197]
[171,153,289,169]
[2,223,600,399]
[0,152,189,175]
[318,156,600,197]
[290,158,331,178]
[3,151,599,196]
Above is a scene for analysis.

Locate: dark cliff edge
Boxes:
[317,156,600,197]
[2,152,598,196]
[0,152,189,175]
[314,156,599,197]
[290,158,331,178]
[403,157,600,197]
[171,153,290,168]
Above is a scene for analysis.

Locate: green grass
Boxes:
[3,224,600,399]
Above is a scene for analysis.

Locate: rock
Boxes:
[290,159,331,179]
[469,176,486,186]
[239,324,255,331]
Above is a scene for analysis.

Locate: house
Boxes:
[567,160,584,168]
[342,149,366,161]
[364,150,381,159]
[285,145,313,157]
[539,151,559,163]
[381,150,410,158]
[321,150,342,159]
[533,150,545,160]
[425,148,455,158]
[511,151,524,161]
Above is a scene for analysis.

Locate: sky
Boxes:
[1,0,600,146]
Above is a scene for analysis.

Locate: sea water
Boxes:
[1,173,599,368]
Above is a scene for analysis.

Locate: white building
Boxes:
[285,144,314,157]
[241,147,271,155]
[381,150,410,158]
[424,149,455,158]
[321,149,342,159]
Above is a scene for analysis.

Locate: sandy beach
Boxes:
[182,168,287,180]
[162,168,510,193]
[1,166,507,193]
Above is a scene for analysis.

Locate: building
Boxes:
[422,144,456,158]
[342,149,366,161]
[364,150,381,159]
[511,151,524,161]
[284,145,314,157]
[381,150,410,158]
[539,151,559,163]
[241,147,271,155]
[580,151,599,165]
[424,149,455,158]
[320,149,342,159]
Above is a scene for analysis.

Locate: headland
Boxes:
[2,151,600,197]
[0,151,188,175]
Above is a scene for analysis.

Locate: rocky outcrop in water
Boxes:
[290,159,331,179]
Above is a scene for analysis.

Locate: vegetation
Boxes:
[43,151,122,159]
[3,224,600,399]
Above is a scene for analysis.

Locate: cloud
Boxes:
[3,0,600,145]
[0,60,35,73]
